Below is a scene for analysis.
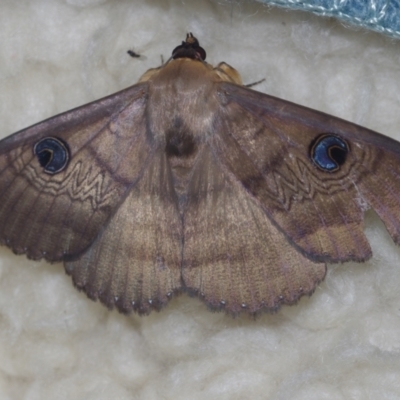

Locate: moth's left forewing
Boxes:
[213,82,400,263]
[0,83,153,261]
[0,78,184,314]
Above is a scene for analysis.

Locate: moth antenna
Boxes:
[245,78,266,88]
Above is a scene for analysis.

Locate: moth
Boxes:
[1,33,400,317]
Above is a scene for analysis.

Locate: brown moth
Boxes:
[1,33,399,316]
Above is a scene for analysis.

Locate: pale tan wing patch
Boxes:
[182,148,326,315]
[65,150,182,315]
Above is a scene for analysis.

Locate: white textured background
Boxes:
[1,1,400,399]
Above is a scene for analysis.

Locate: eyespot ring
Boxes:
[33,137,70,174]
[310,134,349,172]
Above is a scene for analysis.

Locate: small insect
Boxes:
[0,33,399,316]
[127,50,141,58]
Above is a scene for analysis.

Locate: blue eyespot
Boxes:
[310,135,349,172]
[33,137,70,174]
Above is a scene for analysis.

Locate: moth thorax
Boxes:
[166,128,196,158]
[165,123,200,205]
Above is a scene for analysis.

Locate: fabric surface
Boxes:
[0,1,400,399]
[259,0,400,39]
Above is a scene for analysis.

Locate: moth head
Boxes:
[172,32,206,61]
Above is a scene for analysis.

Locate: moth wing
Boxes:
[0,83,155,261]
[65,149,182,315]
[182,147,326,315]
[212,82,400,263]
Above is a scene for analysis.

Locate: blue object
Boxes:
[259,0,400,39]
[311,135,349,172]
[34,137,70,174]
